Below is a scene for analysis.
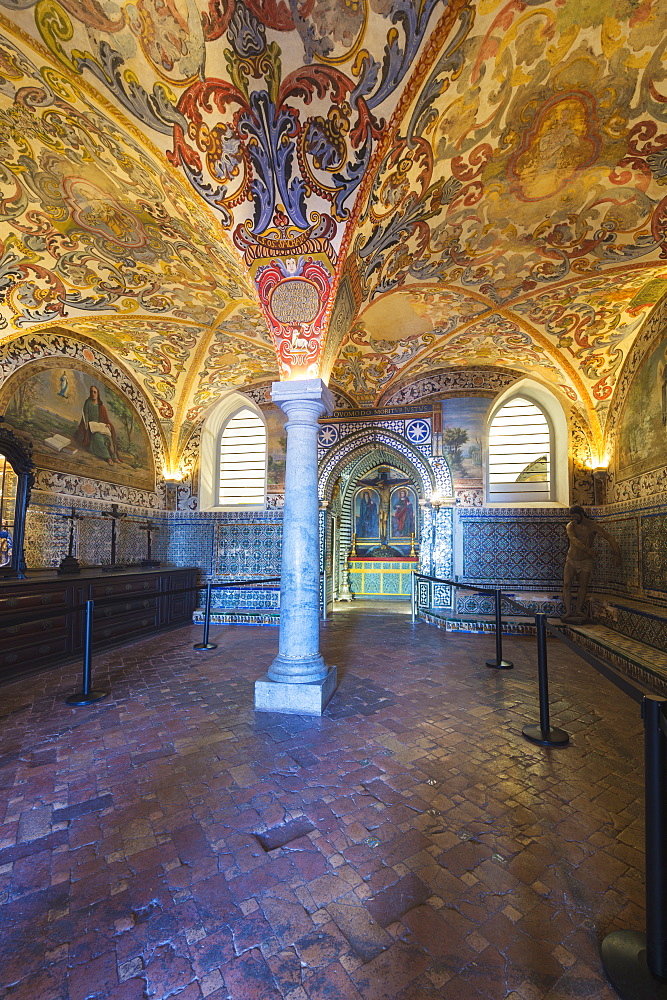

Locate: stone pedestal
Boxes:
[255,378,337,715]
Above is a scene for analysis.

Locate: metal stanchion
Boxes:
[66,601,107,706]
[522,614,569,747]
[410,571,417,624]
[193,582,218,650]
[486,589,513,669]
[602,696,667,998]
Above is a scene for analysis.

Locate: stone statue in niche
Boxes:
[561,505,621,623]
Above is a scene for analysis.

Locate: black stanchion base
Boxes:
[193,642,218,650]
[522,724,570,747]
[602,930,667,998]
[486,659,514,669]
[66,690,107,706]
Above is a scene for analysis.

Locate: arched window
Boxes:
[218,406,267,507]
[488,395,553,503]
[198,393,267,510]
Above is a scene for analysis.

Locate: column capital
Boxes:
[271,378,334,417]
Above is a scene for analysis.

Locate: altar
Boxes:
[348,556,419,597]
[347,466,421,598]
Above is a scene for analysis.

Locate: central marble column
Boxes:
[254,377,337,715]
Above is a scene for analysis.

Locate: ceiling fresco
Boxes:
[0,0,665,458]
[343,0,667,433]
[1,0,458,375]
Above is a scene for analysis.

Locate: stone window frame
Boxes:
[198,392,268,511]
[485,378,569,507]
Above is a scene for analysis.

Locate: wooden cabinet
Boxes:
[0,566,198,683]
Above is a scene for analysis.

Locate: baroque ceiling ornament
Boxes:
[0,1,664,450]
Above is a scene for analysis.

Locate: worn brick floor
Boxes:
[0,610,646,1000]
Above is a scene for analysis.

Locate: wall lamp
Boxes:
[426,492,454,510]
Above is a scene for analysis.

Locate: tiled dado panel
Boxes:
[587,502,667,603]
[167,518,216,572]
[642,512,667,594]
[167,512,283,580]
[215,519,282,579]
[593,516,640,594]
[459,509,569,589]
[25,503,285,580]
[208,585,280,609]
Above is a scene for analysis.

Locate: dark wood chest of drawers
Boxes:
[0,566,198,683]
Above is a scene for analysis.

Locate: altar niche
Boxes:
[349,466,419,598]
[353,467,418,558]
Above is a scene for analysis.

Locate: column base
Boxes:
[254,666,337,716]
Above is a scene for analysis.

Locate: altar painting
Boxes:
[389,486,417,540]
[355,488,380,539]
[3,364,154,491]
[352,466,418,556]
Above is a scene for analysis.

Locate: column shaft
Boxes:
[255,378,337,715]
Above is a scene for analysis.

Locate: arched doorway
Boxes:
[319,434,453,608]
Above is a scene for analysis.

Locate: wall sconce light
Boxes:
[163,468,184,485]
[428,491,453,510]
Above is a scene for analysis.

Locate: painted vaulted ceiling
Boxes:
[0,0,665,464]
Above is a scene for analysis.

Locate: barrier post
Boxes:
[486,589,513,669]
[66,600,107,706]
[601,696,667,997]
[522,614,569,747]
[193,582,217,650]
[411,572,417,624]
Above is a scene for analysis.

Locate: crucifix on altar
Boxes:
[101,503,126,572]
[139,520,160,567]
[57,505,85,575]
[355,466,414,557]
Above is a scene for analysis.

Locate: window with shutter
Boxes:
[487,396,552,503]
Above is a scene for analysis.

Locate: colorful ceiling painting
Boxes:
[0,1,666,451]
[345,0,667,427]
[2,0,460,375]
[0,28,257,330]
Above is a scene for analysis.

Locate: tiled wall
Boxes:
[456,508,569,591]
[589,493,667,609]
[25,497,170,569]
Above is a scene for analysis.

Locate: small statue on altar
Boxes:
[561,506,621,623]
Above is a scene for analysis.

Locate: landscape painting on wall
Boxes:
[263,404,287,492]
[617,336,667,480]
[3,364,154,491]
[441,397,490,481]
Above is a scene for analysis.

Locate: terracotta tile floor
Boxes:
[0,610,647,1000]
